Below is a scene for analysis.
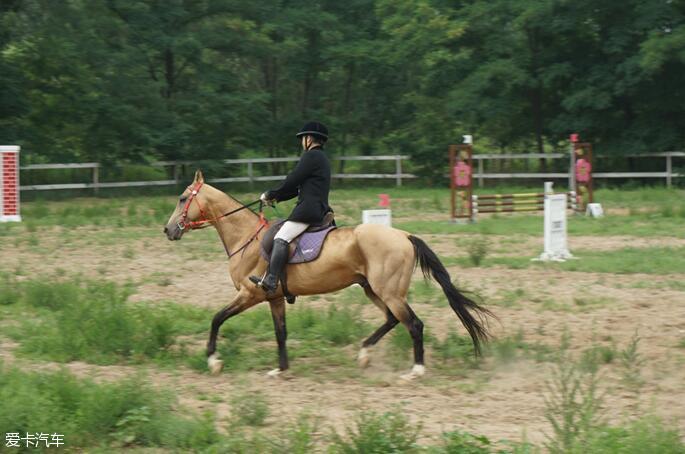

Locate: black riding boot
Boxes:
[249,238,289,293]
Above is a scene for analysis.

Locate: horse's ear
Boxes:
[194,169,204,183]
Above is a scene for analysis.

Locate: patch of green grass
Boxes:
[446,246,685,275]
[580,344,616,373]
[572,295,614,310]
[189,304,369,377]
[329,409,420,453]
[431,331,479,369]
[466,236,490,266]
[8,278,208,365]
[409,279,444,306]
[631,279,685,292]
[493,287,527,308]
[436,430,537,453]
[0,363,220,450]
[581,416,685,454]
[0,274,20,306]
[231,391,269,427]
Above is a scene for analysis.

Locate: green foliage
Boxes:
[0,363,220,450]
[2,1,684,169]
[329,409,421,453]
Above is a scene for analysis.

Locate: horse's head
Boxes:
[164,170,211,241]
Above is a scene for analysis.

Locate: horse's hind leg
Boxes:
[357,283,399,368]
[371,277,425,379]
[381,297,425,380]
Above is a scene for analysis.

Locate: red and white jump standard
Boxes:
[0,146,21,222]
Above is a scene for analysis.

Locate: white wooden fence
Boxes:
[18,151,684,191]
[20,155,412,191]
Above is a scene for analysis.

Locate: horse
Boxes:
[163,170,493,380]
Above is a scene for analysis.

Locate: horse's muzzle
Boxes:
[164,224,184,241]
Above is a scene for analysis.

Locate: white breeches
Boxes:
[275,221,310,243]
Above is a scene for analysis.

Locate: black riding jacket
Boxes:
[265,147,331,223]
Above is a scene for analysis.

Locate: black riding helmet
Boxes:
[296,121,328,143]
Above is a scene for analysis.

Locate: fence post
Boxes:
[666,153,672,188]
[568,144,575,193]
[247,160,254,189]
[478,158,484,188]
[173,162,180,185]
[93,165,99,195]
[395,155,402,187]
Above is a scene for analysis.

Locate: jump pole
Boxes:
[0,146,21,222]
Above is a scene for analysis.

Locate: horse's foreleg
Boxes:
[206,290,259,375]
[267,298,288,377]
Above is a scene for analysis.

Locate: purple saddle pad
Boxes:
[261,225,336,264]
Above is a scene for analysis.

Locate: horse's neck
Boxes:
[212,195,263,286]
[211,194,260,255]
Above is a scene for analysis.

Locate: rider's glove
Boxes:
[260,192,273,204]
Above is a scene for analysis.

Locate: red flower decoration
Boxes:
[576,159,592,183]
[453,162,471,187]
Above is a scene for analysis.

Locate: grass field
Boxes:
[1,185,684,452]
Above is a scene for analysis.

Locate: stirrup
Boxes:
[249,274,278,293]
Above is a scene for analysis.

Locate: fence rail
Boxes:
[18,151,684,191]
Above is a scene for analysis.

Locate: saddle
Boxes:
[259,212,336,305]
[260,211,336,263]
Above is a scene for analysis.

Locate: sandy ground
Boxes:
[1,224,685,446]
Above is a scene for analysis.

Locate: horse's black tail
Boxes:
[408,235,493,356]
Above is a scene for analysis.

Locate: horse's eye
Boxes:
[179,196,187,203]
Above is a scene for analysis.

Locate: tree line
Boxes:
[0,0,683,176]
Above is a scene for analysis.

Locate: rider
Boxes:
[249,121,332,293]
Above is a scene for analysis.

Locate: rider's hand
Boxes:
[260,192,273,205]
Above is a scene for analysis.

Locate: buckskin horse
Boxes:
[164,171,492,380]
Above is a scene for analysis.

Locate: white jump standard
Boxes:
[535,182,573,262]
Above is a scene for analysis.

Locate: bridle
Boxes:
[177,181,268,258]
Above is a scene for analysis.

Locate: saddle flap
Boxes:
[260,219,336,264]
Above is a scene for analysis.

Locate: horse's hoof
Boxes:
[266,368,283,378]
[399,364,425,381]
[208,354,223,376]
[357,348,370,368]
